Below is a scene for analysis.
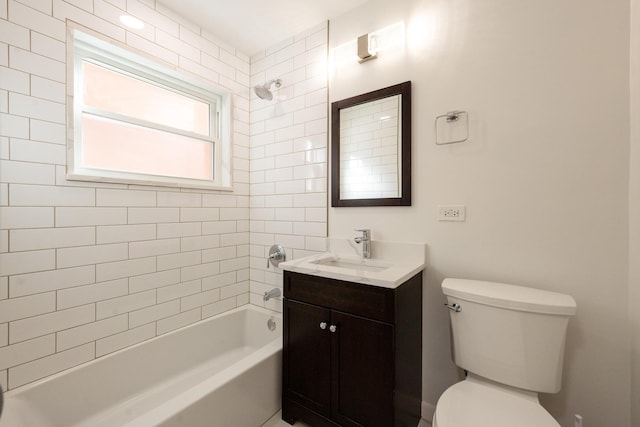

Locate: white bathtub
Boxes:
[0,306,282,427]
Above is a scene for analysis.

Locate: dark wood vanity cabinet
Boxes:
[282,270,422,427]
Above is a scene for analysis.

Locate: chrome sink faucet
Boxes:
[354,229,371,259]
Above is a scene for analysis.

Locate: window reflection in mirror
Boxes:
[331,81,411,207]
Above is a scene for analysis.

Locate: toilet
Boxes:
[433,278,577,427]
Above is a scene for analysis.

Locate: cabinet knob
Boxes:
[329,325,337,333]
[319,321,327,330]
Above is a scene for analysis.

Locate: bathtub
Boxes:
[0,305,282,427]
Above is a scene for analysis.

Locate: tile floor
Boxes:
[262,411,431,426]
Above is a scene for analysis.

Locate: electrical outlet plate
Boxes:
[438,205,466,221]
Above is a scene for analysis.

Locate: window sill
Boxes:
[66,171,234,192]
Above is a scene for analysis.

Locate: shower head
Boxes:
[254,79,282,101]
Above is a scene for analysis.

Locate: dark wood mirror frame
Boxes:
[331,81,411,207]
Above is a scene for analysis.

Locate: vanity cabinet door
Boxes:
[283,299,332,419]
[331,311,394,427]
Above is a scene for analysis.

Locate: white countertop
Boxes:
[279,239,426,289]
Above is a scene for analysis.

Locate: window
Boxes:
[69,30,232,190]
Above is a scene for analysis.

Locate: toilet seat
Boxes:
[433,376,560,427]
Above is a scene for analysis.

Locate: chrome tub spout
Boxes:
[263,288,282,301]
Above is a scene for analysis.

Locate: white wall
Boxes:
[0,0,252,391]
[248,23,328,311]
[630,0,640,425]
[329,0,631,425]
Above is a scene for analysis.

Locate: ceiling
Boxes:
[157,0,369,56]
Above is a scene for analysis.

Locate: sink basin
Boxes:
[309,257,391,272]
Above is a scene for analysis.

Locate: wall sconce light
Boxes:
[357,34,377,63]
[330,23,405,70]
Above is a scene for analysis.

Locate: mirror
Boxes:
[331,81,411,207]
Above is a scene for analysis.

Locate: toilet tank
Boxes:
[442,278,577,393]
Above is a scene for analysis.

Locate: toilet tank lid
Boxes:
[442,278,577,316]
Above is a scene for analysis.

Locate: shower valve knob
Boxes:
[266,244,286,268]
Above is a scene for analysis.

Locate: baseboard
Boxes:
[421,401,435,423]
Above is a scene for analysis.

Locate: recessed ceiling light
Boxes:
[119,15,145,30]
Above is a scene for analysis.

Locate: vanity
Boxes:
[280,240,425,427]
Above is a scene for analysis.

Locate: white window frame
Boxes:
[68,30,232,190]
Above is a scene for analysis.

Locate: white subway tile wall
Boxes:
[0,1,328,393]
[248,23,328,310]
[0,0,255,391]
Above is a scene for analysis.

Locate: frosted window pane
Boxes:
[82,114,213,181]
[82,61,210,135]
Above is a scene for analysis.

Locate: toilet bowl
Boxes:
[434,278,576,427]
[433,374,559,427]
